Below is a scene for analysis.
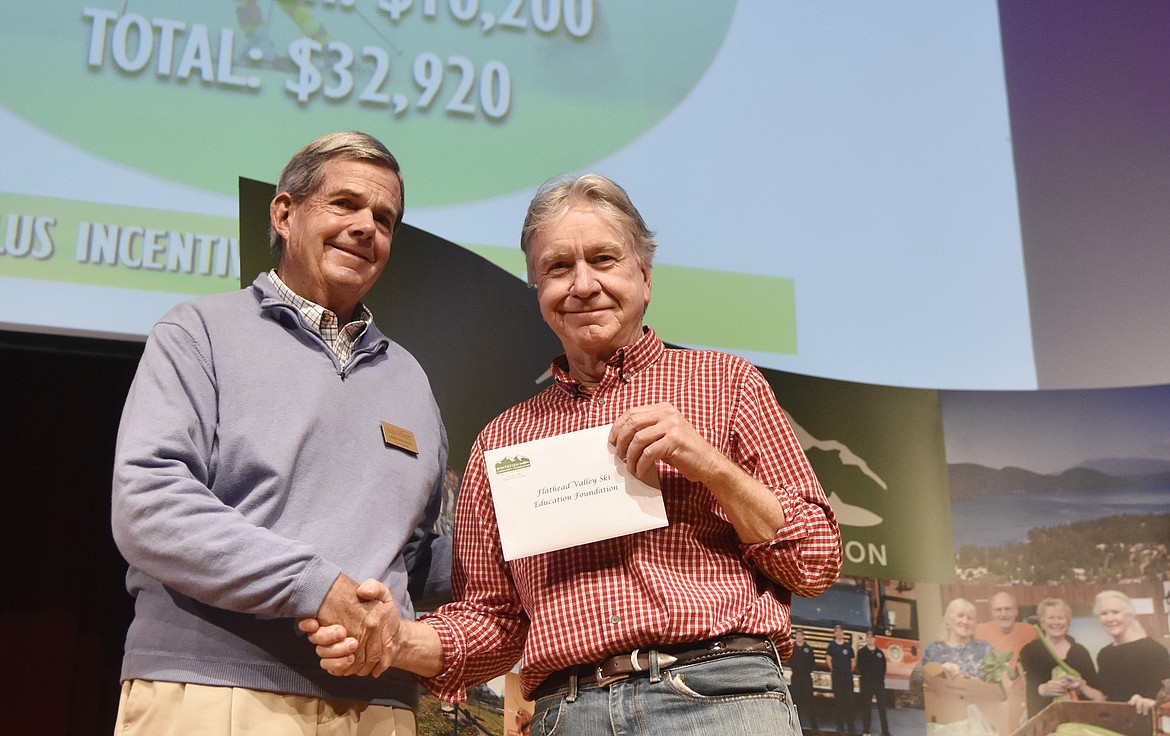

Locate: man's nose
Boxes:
[569,264,600,295]
[348,208,376,238]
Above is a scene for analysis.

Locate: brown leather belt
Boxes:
[531,634,776,700]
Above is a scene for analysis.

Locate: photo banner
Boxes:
[763,368,956,583]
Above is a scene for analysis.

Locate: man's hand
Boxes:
[609,402,785,543]
[297,617,358,674]
[299,617,370,675]
[300,575,397,676]
[300,578,447,679]
[608,402,723,484]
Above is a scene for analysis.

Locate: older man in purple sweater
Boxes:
[111,131,447,735]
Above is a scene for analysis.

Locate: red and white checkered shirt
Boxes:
[420,328,841,701]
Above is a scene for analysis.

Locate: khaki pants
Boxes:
[114,680,416,736]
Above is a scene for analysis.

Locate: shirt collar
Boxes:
[267,270,373,366]
[268,269,373,328]
[550,326,664,394]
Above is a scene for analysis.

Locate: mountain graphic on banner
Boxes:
[787,414,885,528]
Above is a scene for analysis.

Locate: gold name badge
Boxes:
[380,421,419,455]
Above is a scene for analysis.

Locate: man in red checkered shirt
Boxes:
[303,173,842,735]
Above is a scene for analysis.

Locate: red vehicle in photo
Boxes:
[789,577,921,705]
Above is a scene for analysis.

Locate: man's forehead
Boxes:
[317,158,399,187]
[536,238,626,262]
[538,204,628,240]
[312,164,401,214]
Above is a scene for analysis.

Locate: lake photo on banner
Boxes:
[951,487,1170,549]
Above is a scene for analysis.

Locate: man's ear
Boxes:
[270,192,293,242]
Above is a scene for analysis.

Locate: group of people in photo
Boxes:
[925,589,1170,719]
[783,585,1169,736]
[788,625,892,736]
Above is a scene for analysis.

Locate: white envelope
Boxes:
[484,424,667,560]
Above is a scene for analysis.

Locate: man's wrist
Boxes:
[393,620,445,678]
[318,573,372,636]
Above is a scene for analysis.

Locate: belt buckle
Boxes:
[596,647,639,687]
[595,647,681,687]
[595,666,629,688]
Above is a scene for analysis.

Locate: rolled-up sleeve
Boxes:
[732,366,841,597]
[418,442,528,702]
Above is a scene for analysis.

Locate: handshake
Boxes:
[299,574,401,677]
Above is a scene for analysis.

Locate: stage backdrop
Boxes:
[8,1,1169,391]
[4,3,1170,735]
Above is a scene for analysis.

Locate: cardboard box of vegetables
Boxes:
[1011,701,1152,736]
[923,660,1029,736]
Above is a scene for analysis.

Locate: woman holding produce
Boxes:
[1018,598,1099,717]
[923,598,994,678]
[1084,589,1170,715]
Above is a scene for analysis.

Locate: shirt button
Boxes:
[596,397,606,406]
[610,614,621,624]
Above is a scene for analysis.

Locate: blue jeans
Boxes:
[529,653,800,735]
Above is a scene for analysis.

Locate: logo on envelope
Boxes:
[494,455,531,475]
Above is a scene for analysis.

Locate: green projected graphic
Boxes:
[1,2,736,205]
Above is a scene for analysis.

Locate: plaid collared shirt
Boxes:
[269,270,371,366]
[421,327,842,701]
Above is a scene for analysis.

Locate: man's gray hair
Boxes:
[269,131,403,256]
[520,173,658,279]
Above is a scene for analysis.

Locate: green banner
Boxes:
[0,192,240,294]
[762,368,957,583]
[2,2,737,205]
